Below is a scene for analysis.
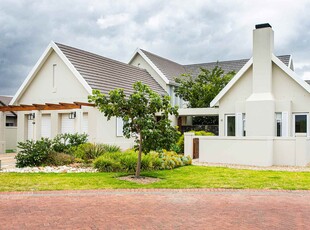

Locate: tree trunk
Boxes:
[135,133,142,178]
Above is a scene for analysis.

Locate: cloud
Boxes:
[0,0,309,95]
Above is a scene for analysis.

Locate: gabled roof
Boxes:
[139,49,186,84]
[56,44,166,96]
[11,42,166,105]
[130,49,293,85]
[210,54,310,107]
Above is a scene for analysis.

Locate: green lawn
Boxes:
[1,165,310,192]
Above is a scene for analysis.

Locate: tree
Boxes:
[88,82,179,177]
[174,65,235,108]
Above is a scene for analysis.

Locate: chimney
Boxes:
[252,23,274,94]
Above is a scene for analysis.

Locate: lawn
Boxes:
[1,165,310,192]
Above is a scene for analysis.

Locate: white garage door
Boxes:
[82,113,88,134]
[27,119,34,140]
[41,114,51,138]
[61,113,75,134]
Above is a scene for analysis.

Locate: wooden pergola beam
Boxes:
[0,102,95,112]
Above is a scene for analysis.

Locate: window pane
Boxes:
[276,113,282,137]
[295,115,307,133]
[227,116,235,136]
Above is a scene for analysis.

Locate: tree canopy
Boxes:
[88,81,179,177]
[174,66,235,108]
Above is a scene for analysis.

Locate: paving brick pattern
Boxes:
[0,189,309,230]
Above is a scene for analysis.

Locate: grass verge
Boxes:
[1,165,310,192]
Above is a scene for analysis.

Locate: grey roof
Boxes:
[0,96,12,105]
[56,43,166,96]
[140,49,292,83]
[141,49,186,84]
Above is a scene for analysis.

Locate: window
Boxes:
[242,114,246,136]
[116,117,124,137]
[226,115,235,136]
[276,113,282,137]
[294,113,307,134]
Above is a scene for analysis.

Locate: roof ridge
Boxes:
[55,42,146,72]
[140,49,183,66]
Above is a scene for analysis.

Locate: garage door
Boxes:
[82,113,88,134]
[61,113,75,134]
[27,119,34,140]
[41,114,51,138]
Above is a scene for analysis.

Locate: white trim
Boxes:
[271,54,310,94]
[210,58,253,107]
[10,41,92,105]
[236,112,243,137]
[282,112,289,137]
[128,48,170,84]
[287,55,293,71]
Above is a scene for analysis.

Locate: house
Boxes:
[0,42,166,154]
[183,23,310,166]
[128,36,293,133]
[0,96,17,151]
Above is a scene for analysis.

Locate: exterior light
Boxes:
[28,113,35,120]
[69,111,76,119]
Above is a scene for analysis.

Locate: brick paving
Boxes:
[0,189,309,229]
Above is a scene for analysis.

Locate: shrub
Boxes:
[93,149,191,172]
[52,133,88,153]
[72,143,121,161]
[176,130,214,153]
[93,156,121,172]
[45,152,75,166]
[15,138,53,168]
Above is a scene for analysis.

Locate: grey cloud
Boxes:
[0,0,309,95]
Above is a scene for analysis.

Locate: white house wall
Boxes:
[217,67,253,136]
[16,51,89,105]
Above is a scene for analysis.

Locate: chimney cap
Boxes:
[255,23,272,29]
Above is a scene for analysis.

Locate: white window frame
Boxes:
[293,113,309,136]
[116,117,124,137]
[225,114,236,136]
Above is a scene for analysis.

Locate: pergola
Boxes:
[0,102,95,112]
[0,102,96,154]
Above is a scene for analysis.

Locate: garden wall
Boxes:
[184,133,310,166]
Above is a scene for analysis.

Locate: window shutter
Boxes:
[236,113,243,137]
[282,112,288,137]
[116,117,124,137]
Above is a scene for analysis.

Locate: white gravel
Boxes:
[0,165,97,173]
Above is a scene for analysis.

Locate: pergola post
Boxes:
[0,112,6,154]
[34,111,42,141]
[75,109,83,134]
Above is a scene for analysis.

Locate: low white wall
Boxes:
[184,134,310,166]
[5,127,17,150]
[197,136,274,166]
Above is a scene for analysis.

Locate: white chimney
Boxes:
[252,23,274,94]
[245,23,275,137]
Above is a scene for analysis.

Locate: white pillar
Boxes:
[184,132,195,158]
[34,111,42,141]
[0,112,6,154]
[75,109,83,134]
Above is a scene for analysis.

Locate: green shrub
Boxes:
[45,152,75,166]
[93,149,191,172]
[15,138,53,168]
[176,130,214,153]
[52,133,88,153]
[93,156,121,172]
[72,143,121,161]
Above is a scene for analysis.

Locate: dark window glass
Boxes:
[227,116,235,136]
[295,115,307,133]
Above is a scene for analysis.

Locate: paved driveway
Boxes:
[0,153,16,169]
[0,189,309,229]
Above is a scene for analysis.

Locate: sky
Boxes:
[1,0,310,95]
